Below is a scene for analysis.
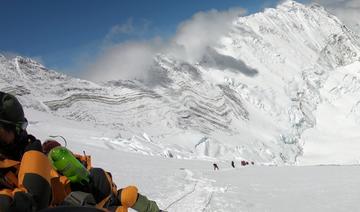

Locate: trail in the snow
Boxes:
[98,137,230,212]
[201,190,214,212]
[164,169,228,212]
[164,182,198,210]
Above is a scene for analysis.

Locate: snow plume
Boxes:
[86,39,163,82]
[105,18,152,43]
[0,51,17,57]
[169,8,247,62]
[311,0,360,34]
[106,19,135,39]
[85,8,246,82]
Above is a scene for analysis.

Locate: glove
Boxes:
[42,139,61,155]
[24,135,43,152]
[132,194,160,212]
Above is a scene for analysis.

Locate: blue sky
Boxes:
[0,0,310,75]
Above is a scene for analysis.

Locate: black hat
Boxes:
[0,92,27,133]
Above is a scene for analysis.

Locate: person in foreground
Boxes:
[0,91,162,212]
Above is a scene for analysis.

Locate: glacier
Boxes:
[1,0,360,166]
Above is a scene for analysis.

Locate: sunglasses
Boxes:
[0,118,28,135]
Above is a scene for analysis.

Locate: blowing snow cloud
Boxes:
[85,8,246,83]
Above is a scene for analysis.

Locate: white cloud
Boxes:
[86,39,163,82]
[106,18,135,39]
[310,0,360,33]
[84,8,247,82]
[0,51,20,59]
[170,8,247,62]
[104,18,152,43]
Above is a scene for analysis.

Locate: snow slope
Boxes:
[299,62,360,164]
[25,108,360,212]
[2,1,360,211]
[1,0,360,166]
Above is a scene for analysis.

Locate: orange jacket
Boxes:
[0,151,140,212]
[49,153,138,212]
[0,150,52,211]
[49,153,91,206]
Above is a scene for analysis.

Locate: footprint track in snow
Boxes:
[165,169,228,212]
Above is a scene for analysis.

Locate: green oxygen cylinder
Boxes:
[48,146,90,185]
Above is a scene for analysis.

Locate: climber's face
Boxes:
[0,127,15,145]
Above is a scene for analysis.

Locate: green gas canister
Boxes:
[48,146,90,185]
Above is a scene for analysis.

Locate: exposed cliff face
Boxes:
[1,1,360,164]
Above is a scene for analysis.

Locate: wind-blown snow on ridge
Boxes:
[1,1,360,165]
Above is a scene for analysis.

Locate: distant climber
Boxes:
[231,161,235,168]
[240,160,254,166]
[213,163,219,170]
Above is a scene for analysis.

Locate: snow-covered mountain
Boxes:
[1,0,360,165]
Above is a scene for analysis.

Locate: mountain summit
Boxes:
[1,1,360,164]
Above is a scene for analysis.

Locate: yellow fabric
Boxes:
[104,171,117,194]
[18,150,52,185]
[49,152,95,206]
[0,159,20,169]
[4,171,18,188]
[50,175,71,205]
[0,189,13,198]
[121,186,138,208]
[50,169,59,178]
[0,188,27,199]
[49,168,72,205]
[59,175,71,194]
[13,187,27,193]
[74,154,92,170]
[96,195,112,209]
[0,160,25,199]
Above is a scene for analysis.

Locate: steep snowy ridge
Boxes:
[1,1,360,165]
